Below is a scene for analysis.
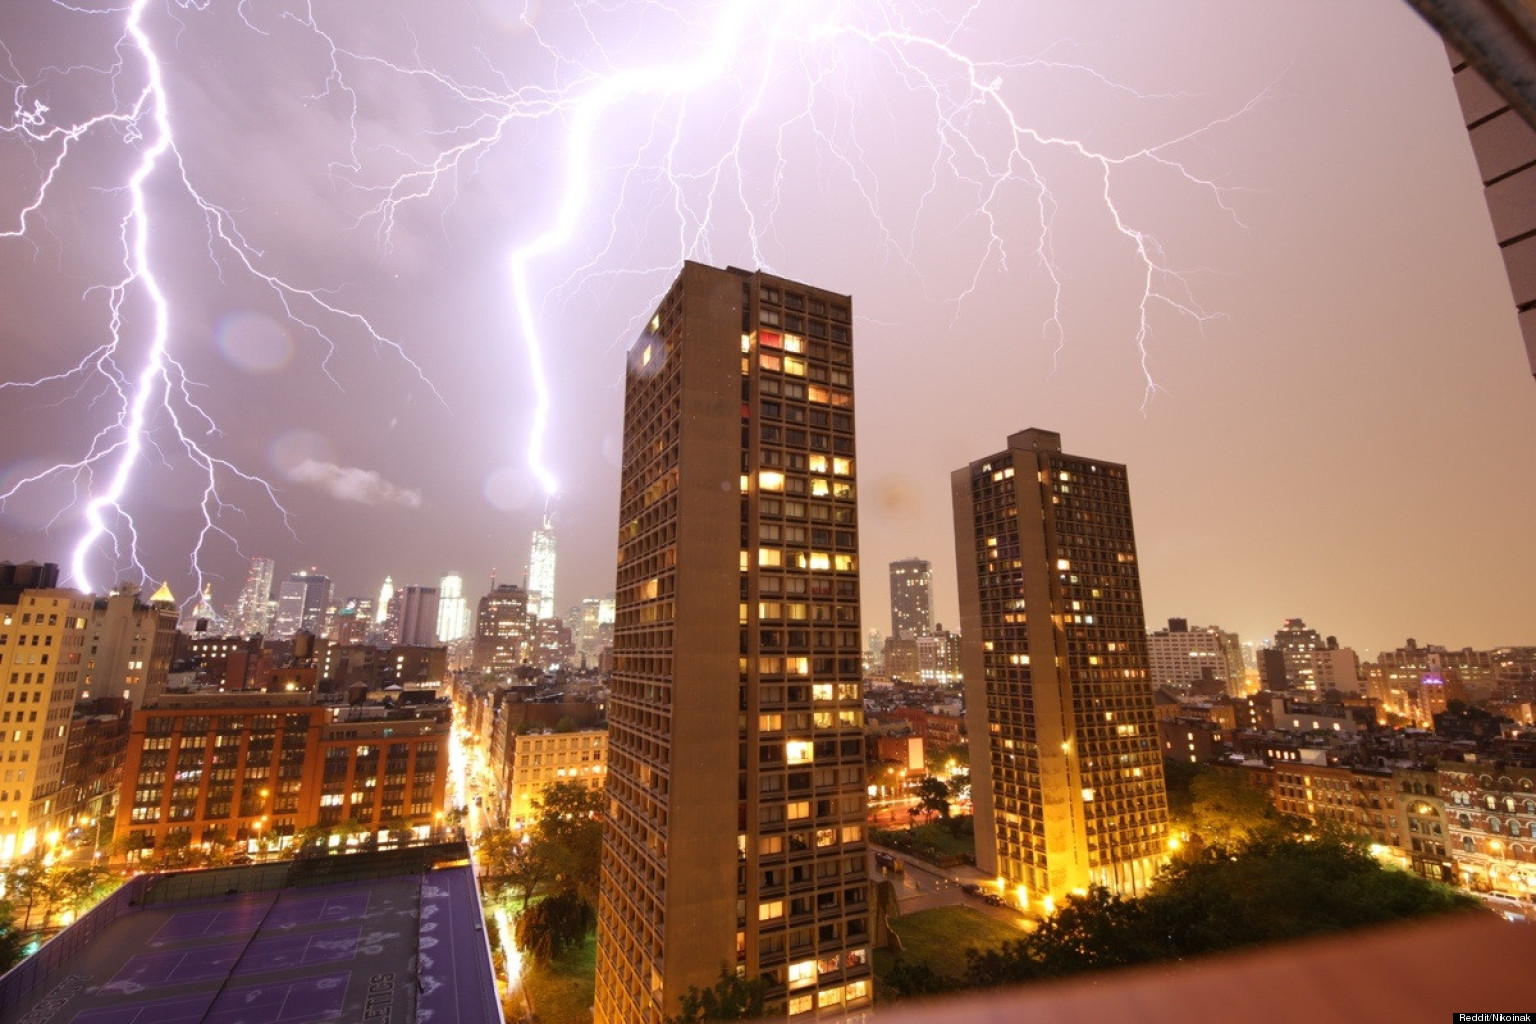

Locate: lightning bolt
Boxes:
[2,0,1260,598]
[0,0,437,599]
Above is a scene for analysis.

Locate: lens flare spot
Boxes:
[216,311,293,374]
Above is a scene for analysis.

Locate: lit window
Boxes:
[788,801,810,820]
[783,334,805,354]
[1056,559,1071,570]
[811,479,830,497]
[760,353,783,371]
[760,330,782,349]
[808,552,831,571]
[760,901,785,921]
[784,356,807,376]
[786,740,814,764]
[759,550,783,568]
[759,470,785,491]
[833,458,852,476]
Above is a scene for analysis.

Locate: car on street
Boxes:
[981,892,1006,907]
[959,882,982,896]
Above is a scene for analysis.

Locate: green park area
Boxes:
[516,932,596,1024]
[874,905,1023,996]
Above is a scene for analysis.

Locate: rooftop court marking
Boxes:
[71,973,350,1024]
[0,861,489,1024]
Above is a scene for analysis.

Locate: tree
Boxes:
[514,889,593,965]
[535,781,604,909]
[1188,767,1297,849]
[915,776,951,823]
[476,826,551,910]
[963,831,1482,989]
[0,903,25,974]
[665,963,768,1023]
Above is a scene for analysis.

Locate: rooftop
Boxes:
[0,844,500,1024]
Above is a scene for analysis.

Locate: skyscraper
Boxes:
[473,583,532,676]
[887,557,933,640]
[529,514,557,621]
[595,264,870,1023]
[375,576,395,625]
[436,572,471,643]
[233,556,274,637]
[270,569,332,639]
[397,585,441,647]
[952,428,1169,908]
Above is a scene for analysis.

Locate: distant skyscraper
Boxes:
[397,585,441,647]
[271,569,332,639]
[571,595,615,668]
[594,263,870,1023]
[888,557,933,639]
[436,573,471,642]
[953,428,1169,908]
[473,584,532,676]
[375,576,395,625]
[233,556,275,636]
[529,515,556,621]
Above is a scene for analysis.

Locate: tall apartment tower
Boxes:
[529,515,557,621]
[887,558,933,640]
[952,428,1169,908]
[595,264,871,1023]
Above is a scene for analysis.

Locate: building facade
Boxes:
[0,586,92,860]
[474,584,533,677]
[952,428,1169,908]
[80,583,178,707]
[500,728,608,826]
[595,264,870,1023]
[114,693,449,858]
[887,558,932,641]
[1146,619,1244,697]
[397,585,441,647]
[271,570,332,639]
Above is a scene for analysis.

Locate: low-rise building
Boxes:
[1440,756,1536,896]
[500,727,607,826]
[113,692,450,860]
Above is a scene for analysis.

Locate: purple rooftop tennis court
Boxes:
[0,845,501,1024]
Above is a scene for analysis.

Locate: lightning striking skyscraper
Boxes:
[528,515,557,622]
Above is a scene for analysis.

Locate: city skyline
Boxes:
[2,2,1535,657]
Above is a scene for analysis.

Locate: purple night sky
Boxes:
[1,0,1532,656]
